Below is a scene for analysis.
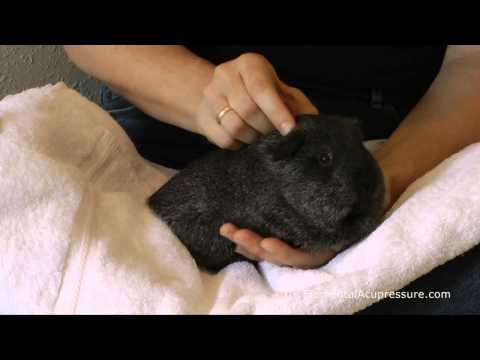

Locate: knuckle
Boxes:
[214,63,231,80]
[235,98,258,119]
[239,52,266,64]
[238,52,270,73]
[226,119,245,137]
[235,229,251,239]
[249,80,271,98]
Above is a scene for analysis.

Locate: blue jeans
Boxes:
[100,86,217,169]
[100,86,480,314]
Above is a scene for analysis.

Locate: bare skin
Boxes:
[65,45,480,269]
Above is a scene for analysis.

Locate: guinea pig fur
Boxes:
[148,114,385,273]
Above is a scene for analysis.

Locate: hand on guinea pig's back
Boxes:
[148,114,385,273]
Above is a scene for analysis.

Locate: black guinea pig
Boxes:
[148,114,385,273]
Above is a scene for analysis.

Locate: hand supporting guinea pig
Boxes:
[195,52,319,149]
[219,223,338,269]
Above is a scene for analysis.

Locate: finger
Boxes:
[232,229,268,257]
[203,116,243,150]
[260,238,336,268]
[241,71,296,136]
[223,228,288,266]
[219,223,239,238]
[226,74,274,136]
[205,85,258,145]
[220,224,270,259]
[215,103,260,144]
[278,82,319,116]
[213,64,270,138]
[201,88,244,150]
[233,238,284,266]
[220,224,336,268]
[234,246,261,262]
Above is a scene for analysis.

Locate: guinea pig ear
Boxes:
[270,132,306,161]
[345,116,364,141]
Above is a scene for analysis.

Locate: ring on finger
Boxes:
[216,106,236,124]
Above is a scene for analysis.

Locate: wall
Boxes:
[0,45,102,103]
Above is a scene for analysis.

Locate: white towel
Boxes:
[1,83,479,314]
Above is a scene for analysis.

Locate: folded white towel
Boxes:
[1,83,479,314]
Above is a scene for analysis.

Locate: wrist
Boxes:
[119,58,214,135]
[373,149,415,210]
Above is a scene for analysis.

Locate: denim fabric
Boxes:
[101,86,217,169]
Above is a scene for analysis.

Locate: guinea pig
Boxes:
[147,114,385,273]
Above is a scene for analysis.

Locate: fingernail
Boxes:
[280,122,294,136]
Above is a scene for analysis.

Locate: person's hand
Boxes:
[219,223,337,269]
[379,165,393,213]
[372,151,395,214]
[195,52,318,149]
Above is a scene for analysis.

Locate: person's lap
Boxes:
[100,86,217,169]
[100,85,480,314]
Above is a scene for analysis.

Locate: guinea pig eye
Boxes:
[318,148,333,167]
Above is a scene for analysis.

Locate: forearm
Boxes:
[64,45,215,134]
[375,49,480,204]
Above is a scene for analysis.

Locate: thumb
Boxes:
[277,81,319,116]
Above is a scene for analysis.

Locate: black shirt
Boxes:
[186,45,446,112]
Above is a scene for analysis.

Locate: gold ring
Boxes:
[216,106,234,124]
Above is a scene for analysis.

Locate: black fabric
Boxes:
[186,45,447,113]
